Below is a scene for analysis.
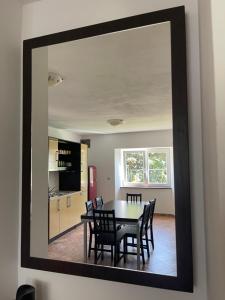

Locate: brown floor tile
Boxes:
[48,215,176,276]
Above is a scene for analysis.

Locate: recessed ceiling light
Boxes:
[107,119,124,126]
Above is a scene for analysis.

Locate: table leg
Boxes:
[83,221,87,263]
[136,222,140,270]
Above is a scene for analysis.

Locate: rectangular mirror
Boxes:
[22,6,193,292]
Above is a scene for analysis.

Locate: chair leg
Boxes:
[111,245,113,262]
[145,232,150,258]
[88,232,92,257]
[101,244,104,260]
[117,244,120,265]
[140,238,145,264]
[123,238,126,263]
[94,240,98,264]
[150,226,154,250]
[114,245,117,267]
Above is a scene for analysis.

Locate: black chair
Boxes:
[93,209,126,266]
[126,193,142,203]
[147,199,156,250]
[124,203,151,264]
[85,200,95,257]
[95,196,104,208]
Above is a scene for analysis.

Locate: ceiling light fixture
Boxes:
[107,119,124,126]
[48,72,64,87]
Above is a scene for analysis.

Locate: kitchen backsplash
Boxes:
[49,171,59,191]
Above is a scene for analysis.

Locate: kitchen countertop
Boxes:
[49,190,81,200]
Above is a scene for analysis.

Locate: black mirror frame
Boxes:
[22,6,193,292]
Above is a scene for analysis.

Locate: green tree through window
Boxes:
[124,151,144,183]
[148,152,167,184]
[123,148,171,187]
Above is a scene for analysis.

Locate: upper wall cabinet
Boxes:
[48,138,81,172]
[48,138,58,171]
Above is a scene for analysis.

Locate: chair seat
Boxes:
[90,223,121,234]
[123,223,142,237]
[96,227,126,245]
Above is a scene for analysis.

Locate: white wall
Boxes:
[30,47,49,258]
[20,1,208,300]
[83,130,175,214]
[199,0,225,299]
[0,0,22,298]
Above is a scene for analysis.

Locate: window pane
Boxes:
[148,152,167,184]
[149,169,167,184]
[124,151,144,183]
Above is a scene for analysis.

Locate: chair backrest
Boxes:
[95,196,104,208]
[126,193,142,203]
[85,200,93,212]
[85,200,94,231]
[140,204,151,235]
[93,209,116,235]
[149,198,156,225]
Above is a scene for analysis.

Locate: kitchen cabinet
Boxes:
[59,195,72,232]
[72,192,86,224]
[60,192,87,232]
[48,139,58,171]
[58,140,80,170]
[49,143,88,240]
[49,197,60,239]
[49,192,86,239]
[48,137,81,174]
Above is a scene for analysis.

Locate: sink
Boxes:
[48,191,69,197]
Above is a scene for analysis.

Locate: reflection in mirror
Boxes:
[30,21,176,276]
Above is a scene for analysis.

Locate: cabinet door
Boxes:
[71,192,86,225]
[60,195,73,232]
[49,198,60,239]
[49,139,58,171]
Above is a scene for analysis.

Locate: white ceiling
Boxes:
[48,21,172,134]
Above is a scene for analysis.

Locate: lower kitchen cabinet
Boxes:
[49,198,60,239]
[72,192,86,225]
[49,192,87,240]
[60,195,73,232]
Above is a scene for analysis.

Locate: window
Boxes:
[122,148,172,188]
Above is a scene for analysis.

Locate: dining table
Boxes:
[80,199,146,270]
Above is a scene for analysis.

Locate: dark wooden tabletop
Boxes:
[81,200,146,223]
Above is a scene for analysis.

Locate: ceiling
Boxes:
[47,21,172,134]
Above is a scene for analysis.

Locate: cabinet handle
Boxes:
[57,199,60,211]
[67,196,71,207]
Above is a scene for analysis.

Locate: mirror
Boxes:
[22,6,193,292]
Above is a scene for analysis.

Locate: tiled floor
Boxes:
[48,214,176,276]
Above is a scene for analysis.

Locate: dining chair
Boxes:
[95,196,104,208]
[93,209,126,266]
[147,199,156,250]
[85,200,95,257]
[124,203,151,264]
[126,193,142,203]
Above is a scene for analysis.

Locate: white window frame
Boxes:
[121,147,172,188]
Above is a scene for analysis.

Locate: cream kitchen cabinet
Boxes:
[59,195,73,232]
[49,197,60,239]
[71,192,86,225]
[49,143,88,240]
[49,192,86,239]
[48,138,58,171]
